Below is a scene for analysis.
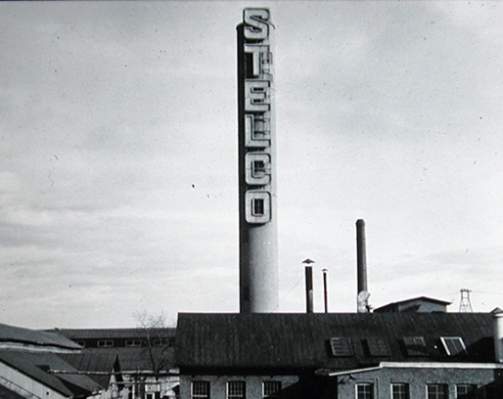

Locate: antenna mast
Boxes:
[459,288,473,312]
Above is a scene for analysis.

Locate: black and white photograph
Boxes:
[1,2,503,398]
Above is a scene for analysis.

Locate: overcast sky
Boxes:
[1,1,502,328]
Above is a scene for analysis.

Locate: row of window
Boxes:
[329,336,466,357]
[356,383,490,399]
[192,380,281,399]
[76,337,175,348]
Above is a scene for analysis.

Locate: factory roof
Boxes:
[98,347,176,371]
[0,350,100,397]
[52,328,176,340]
[176,312,495,371]
[373,296,452,313]
[59,351,119,388]
[0,323,80,350]
[63,347,176,373]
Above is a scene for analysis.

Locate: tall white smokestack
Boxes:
[237,8,278,313]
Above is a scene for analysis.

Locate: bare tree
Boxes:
[131,311,177,399]
[133,311,173,381]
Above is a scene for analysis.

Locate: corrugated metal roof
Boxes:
[0,350,100,397]
[112,347,176,371]
[64,347,176,372]
[0,324,80,350]
[59,351,119,388]
[176,313,494,370]
[53,328,175,340]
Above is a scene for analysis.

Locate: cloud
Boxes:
[1,2,503,327]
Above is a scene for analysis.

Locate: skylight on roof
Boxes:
[365,338,391,357]
[329,337,353,357]
[403,336,428,356]
[440,336,466,356]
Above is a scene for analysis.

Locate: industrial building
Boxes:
[0,323,178,399]
[175,310,503,399]
[50,329,179,399]
[0,322,102,399]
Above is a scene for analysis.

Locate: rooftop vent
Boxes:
[440,336,466,356]
[365,338,391,357]
[403,336,428,356]
[329,337,354,357]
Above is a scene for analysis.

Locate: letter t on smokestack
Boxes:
[356,219,370,313]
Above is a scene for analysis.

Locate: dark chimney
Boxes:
[322,268,328,313]
[303,259,314,313]
[356,219,367,294]
[356,219,369,313]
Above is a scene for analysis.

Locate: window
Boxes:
[427,384,448,399]
[403,336,427,356]
[356,383,373,399]
[440,337,467,356]
[97,339,114,347]
[329,337,353,357]
[391,383,409,399]
[456,384,476,399]
[227,381,245,399]
[263,381,281,398]
[192,381,210,399]
[125,339,141,347]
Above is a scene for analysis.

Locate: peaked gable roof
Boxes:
[374,296,451,313]
[0,324,80,350]
[176,312,494,371]
[59,351,119,388]
[0,350,100,397]
[54,328,176,340]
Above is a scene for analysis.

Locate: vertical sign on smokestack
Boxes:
[356,219,370,313]
[237,8,278,313]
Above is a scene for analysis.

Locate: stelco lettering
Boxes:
[243,9,273,224]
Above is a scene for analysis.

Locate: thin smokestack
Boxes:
[305,265,313,313]
[356,219,367,294]
[356,219,369,313]
[303,259,314,313]
[322,268,328,313]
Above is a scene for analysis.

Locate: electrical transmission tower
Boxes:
[459,288,473,312]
